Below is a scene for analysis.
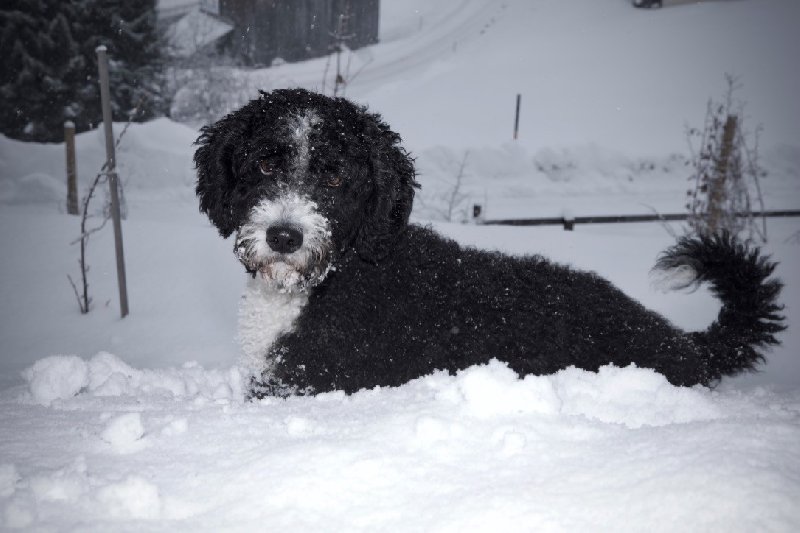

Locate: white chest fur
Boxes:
[237,276,309,375]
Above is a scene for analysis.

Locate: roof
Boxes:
[164,7,233,57]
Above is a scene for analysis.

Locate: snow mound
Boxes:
[22,355,89,405]
[412,144,696,221]
[554,364,721,428]
[23,352,244,405]
[22,354,722,430]
[430,360,720,428]
[438,360,562,418]
[100,413,147,453]
[0,119,199,208]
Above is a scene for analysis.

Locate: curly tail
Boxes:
[653,232,786,381]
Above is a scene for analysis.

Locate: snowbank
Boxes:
[2,356,798,530]
[19,353,724,429]
[21,352,243,406]
[0,117,199,208]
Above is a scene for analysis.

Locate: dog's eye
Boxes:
[258,160,274,176]
[326,175,343,188]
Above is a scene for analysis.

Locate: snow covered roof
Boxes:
[164,7,233,58]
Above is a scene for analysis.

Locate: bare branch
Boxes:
[684,75,767,243]
[445,150,470,221]
[67,274,88,314]
[67,99,143,313]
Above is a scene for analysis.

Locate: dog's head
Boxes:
[194,88,417,291]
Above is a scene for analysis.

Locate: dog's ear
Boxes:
[355,118,418,262]
[194,113,250,238]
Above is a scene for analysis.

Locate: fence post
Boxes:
[472,204,483,223]
[96,45,129,318]
[562,209,574,231]
[64,121,79,215]
[513,93,521,140]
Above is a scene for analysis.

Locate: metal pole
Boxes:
[513,93,521,140]
[64,121,79,215]
[96,45,129,318]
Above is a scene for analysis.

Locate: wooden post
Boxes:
[707,114,738,234]
[563,209,574,231]
[96,45,129,318]
[513,93,521,140]
[64,121,79,215]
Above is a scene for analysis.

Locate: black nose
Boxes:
[266,225,303,253]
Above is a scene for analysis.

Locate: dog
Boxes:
[194,88,785,398]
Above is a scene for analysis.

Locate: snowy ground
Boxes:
[1,0,800,530]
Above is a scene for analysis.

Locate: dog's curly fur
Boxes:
[195,88,785,398]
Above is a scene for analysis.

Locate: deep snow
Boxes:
[3,355,799,531]
[1,0,800,530]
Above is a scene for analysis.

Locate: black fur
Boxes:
[194,88,785,397]
[194,88,415,262]
[656,232,785,380]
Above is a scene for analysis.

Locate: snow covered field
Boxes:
[1,0,799,530]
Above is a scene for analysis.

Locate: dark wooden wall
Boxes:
[219,0,379,66]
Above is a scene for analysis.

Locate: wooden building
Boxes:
[206,0,379,66]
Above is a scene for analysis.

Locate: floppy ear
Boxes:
[355,120,418,263]
[194,113,250,238]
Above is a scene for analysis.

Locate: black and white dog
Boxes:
[194,88,785,398]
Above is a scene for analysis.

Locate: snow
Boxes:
[18,352,244,403]
[99,413,147,453]
[21,356,90,406]
[95,476,162,520]
[2,360,799,530]
[1,0,800,530]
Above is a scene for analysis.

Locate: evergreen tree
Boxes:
[0,0,164,142]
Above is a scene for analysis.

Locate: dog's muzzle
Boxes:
[234,195,333,292]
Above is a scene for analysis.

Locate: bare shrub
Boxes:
[685,75,767,243]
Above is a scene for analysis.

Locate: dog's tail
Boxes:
[653,232,785,382]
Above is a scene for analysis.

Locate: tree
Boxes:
[0,0,164,142]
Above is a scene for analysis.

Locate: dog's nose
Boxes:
[266,225,303,253]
